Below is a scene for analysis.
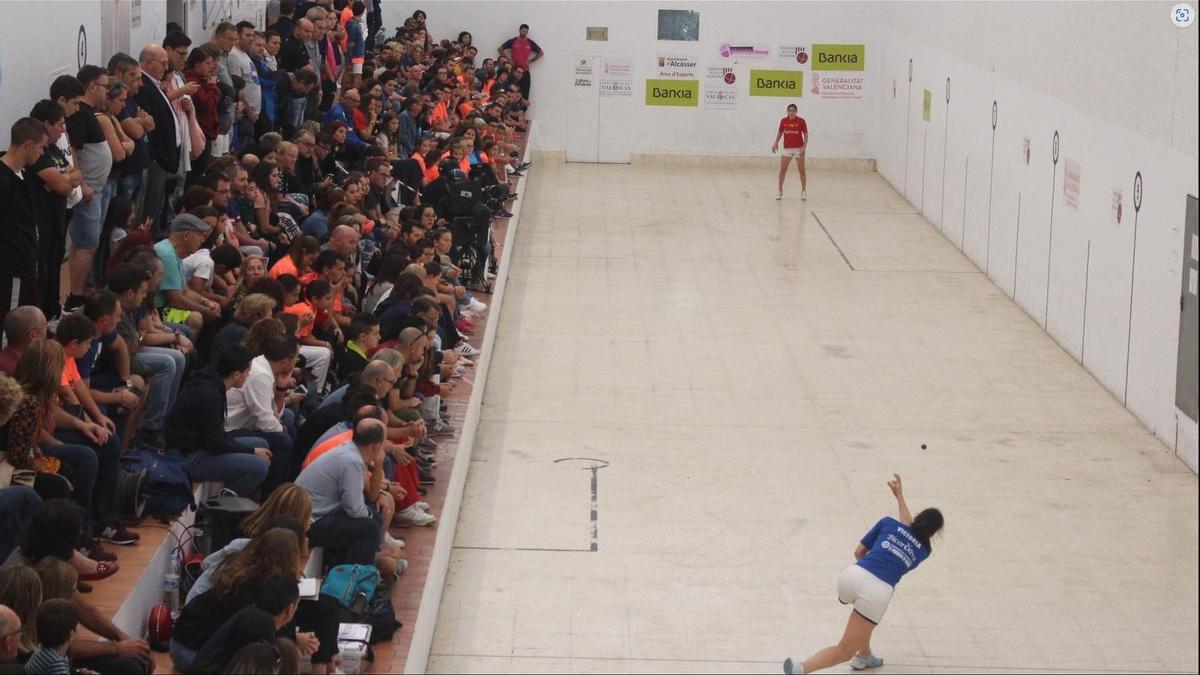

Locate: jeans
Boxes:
[0,486,41,562]
[56,428,121,525]
[230,410,294,492]
[308,509,381,566]
[169,639,198,673]
[298,344,332,392]
[41,439,99,534]
[136,346,186,430]
[184,444,269,497]
[288,98,307,130]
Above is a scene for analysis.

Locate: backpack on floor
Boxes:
[321,564,380,613]
[120,449,195,518]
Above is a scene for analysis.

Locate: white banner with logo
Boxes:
[656,55,699,79]
[703,65,737,110]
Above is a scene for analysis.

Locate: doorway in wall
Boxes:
[566,54,634,164]
[100,0,132,64]
[167,0,188,33]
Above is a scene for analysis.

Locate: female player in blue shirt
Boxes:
[784,474,944,674]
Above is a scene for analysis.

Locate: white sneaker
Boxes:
[849,654,882,670]
[395,504,437,527]
[466,298,488,313]
[454,342,482,357]
[383,532,406,549]
[413,501,431,512]
[776,191,783,200]
[801,190,808,201]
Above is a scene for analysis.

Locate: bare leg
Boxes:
[68,247,97,296]
[790,610,876,674]
[797,153,808,191]
[778,156,791,192]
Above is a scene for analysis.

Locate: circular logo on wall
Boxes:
[723,71,736,85]
[796,51,808,64]
[1171,3,1195,27]
[77,25,88,69]
[719,43,733,58]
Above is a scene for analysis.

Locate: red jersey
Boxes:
[779,116,808,149]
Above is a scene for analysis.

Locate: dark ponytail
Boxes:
[910,508,944,550]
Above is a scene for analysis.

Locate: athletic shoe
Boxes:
[776,191,783,201]
[413,501,431,511]
[496,209,514,218]
[97,522,140,546]
[418,467,436,485]
[801,190,808,201]
[417,437,439,450]
[394,504,437,527]
[429,419,456,436]
[383,532,406,549]
[849,654,883,670]
[454,343,482,357]
[81,540,117,562]
[783,658,802,675]
[465,298,487,313]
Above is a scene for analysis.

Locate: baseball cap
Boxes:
[170,213,212,233]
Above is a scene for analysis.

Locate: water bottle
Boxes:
[162,551,181,617]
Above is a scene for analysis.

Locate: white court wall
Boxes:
[385,1,880,160]
[872,1,1199,466]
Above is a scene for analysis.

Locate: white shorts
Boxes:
[781,147,806,158]
[837,564,893,624]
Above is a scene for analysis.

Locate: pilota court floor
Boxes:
[426,163,1199,673]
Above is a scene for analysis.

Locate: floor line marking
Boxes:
[810,211,855,271]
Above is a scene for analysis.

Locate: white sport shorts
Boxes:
[781,147,806,158]
[836,564,894,624]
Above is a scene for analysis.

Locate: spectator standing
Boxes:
[63,66,115,312]
[134,45,181,229]
[28,101,83,322]
[498,24,544,99]
[0,119,50,332]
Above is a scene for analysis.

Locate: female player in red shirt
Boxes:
[772,103,808,200]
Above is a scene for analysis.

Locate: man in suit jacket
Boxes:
[135,45,180,227]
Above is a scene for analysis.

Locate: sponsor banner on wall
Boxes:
[600,79,633,97]
[779,45,809,65]
[703,66,737,109]
[811,43,865,71]
[602,58,632,78]
[808,71,863,100]
[718,42,770,59]
[1063,159,1081,210]
[645,79,699,107]
[573,56,595,88]
[749,69,804,97]
[656,55,699,79]
[922,89,932,121]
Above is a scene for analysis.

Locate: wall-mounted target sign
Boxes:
[1052,130,1060,165]
[1133,171,1143,213]
[945,77,951,104]
[908,58,913,82]
[77,25,87,70]
[991,101,997,130]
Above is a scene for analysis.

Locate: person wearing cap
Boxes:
[155,213,222,334]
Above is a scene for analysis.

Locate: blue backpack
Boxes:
[120,449,195,518]
[321,564,380,612]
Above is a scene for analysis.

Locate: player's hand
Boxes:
[887,473,903,497]
[771,144,778,153]
[254,447,273,462]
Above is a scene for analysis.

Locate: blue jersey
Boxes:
[855,516,930,587]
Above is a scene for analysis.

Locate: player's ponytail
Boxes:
[910,508,944,551]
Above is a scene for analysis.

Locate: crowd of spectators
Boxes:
[0,1,541,672]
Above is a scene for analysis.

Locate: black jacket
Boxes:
[165,369,248,456]
[0,157,40,278]
[135,73,180,174]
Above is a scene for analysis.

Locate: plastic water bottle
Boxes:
[162,551,181,617]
